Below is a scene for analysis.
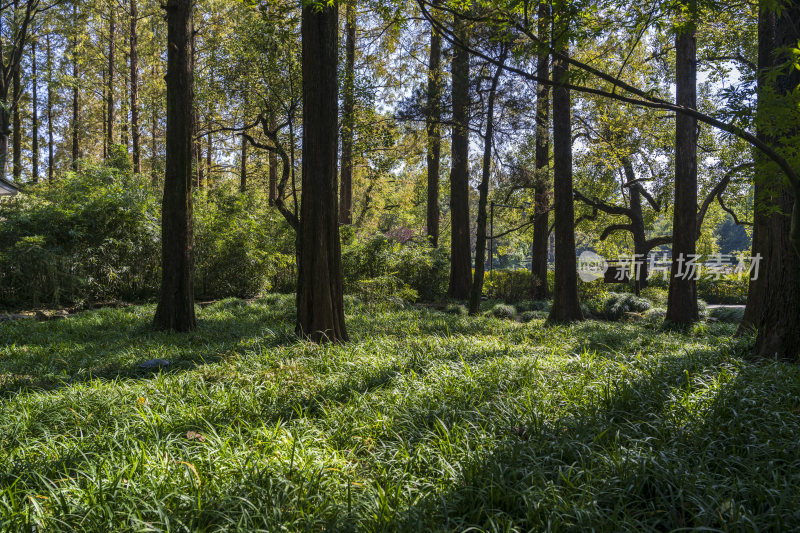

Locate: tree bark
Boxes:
[425,0,442,246]
[747,1,800,358]
[107,8,115,155]
[296,1,348,343]
[469,56,504,315]
[191,28,202,189]
[12,0,21,182]
[548,40,583,323]
[130,0,141,174]
[268,110,278,203]
[46,33,53,181]
[240,127,247,193]
[448,18,473,300]
[71,4,80,171]
[31,40,39,183]
[151,63,159,186]
[531,0,551,300]
[153,0,197,332]
[339,0,356,225]
[666,0,700,323]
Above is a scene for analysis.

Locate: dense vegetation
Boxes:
[2,299,799,531]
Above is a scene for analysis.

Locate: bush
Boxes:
[482,271,532,302]
[647,274,748,305]
[710,306,744,323]
[0,164,161,308]
[590,293,652,321]
[342,234,448,302]
[516,300,550,313]
[444,303,468,316]
[489,304,516,319]
[520,310,547,323]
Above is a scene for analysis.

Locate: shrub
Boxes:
[489,304,516,319]
[482,271,532,303]
[444,303,468,316]
[520,310,547,323]
[594,293,652,321]
[710,306,745,323]
[516,300,550,313]
[341,234,448,302]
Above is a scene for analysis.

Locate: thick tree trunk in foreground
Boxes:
[339,0,356,225]
[746,1,800,358]
[130,0,141,174]
[71,5,80,171]
[425,1,442,246]
[448,20,472,300]
[469,58,504,315]
[666,1,700,323]
[531,0,551,300]
[153,0,197,332]
[548,42,583,323]
[296,2,348,343]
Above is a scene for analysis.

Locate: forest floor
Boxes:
[1,295,799,531]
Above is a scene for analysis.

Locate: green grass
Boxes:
[2,296,800,531]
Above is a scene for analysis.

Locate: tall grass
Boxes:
[1,296,798,531]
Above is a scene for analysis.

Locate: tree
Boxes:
[548,16,583,323]
[469,49,505,315]
[448,16,472,300]
[153,0,197,332]
[0,0,36,181]
[31,38,39,182]
[530,0,551,300]
[666,0,700,324]
[742,0,800,358]
[106,6,116,156]
[425,0,442,247]
[296,0,348,343]
[339,0,356,225]
[130,0,141,174]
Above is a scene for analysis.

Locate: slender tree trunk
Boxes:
[240,129,247,193]
[121,32,129,150]
[205,125,212,187]
[339,0,356,225]
[425,0,442,246]
[46,34,54,181]
[31,41,39,183]
[0,110,9,182]
[448,19,473,300]
[130,0,141,174]
[548,40,583,322]
[154,0,197,332]
[12,0,21,182]
[469,58,504,315]
[531,0,551,300]
[297,1,348,343]
[107,8,115,154]
[151,63,159,185]
[191,29,201,189]
[748,1,800,358]
[71,4,80,170]
[666,0,700,323]
[268,110,278,203]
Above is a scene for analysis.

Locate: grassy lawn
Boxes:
[1,295,799,531]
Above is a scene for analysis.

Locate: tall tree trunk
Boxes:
[339,0,356,225]
[71,4,80,171]
[425,0,442,246]
[151,63,159,186]
[469,57,504,315]
[748,1,800,358]
[31,40,39,183]
[448,19,473,300]
[666,0,700,323]
[548,40,583,322]
[268,110,278,203]
[297,1,348,343]
[154,0,197,332]
[531,0,551,300]
[205,124,212,187]
[0,110,8,182]
[130,0,141,174]
[240,128,247,193]
[191,29,202,189]
[46,34,54,181]
[107,8,115,154]
[121,32,129,150]
[12,0,21,182]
